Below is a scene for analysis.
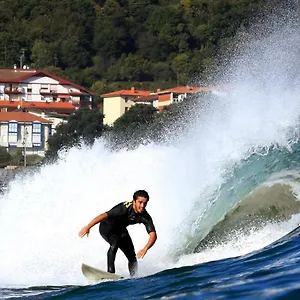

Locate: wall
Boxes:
[103,96,123,125]
[0,122,50,156]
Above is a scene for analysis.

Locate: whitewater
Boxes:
[2,6,300,300]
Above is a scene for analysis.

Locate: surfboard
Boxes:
[81,263,122,281]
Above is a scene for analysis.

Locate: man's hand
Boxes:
[136,248,148,259]
[78,226,90,238]
[136,232,157,258]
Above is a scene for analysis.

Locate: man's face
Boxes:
[133,196,148,213]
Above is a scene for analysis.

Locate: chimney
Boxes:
[131,87,135,93]
[156,88,161,92]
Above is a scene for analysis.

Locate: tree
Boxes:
[0,0,266,89]
[109,104,158,149]
[114,104,157,130]
[171,53,190,85]
[0,147,11,168]
[46,108,104,159]
[151,61,175,82]
[120,54,153,81]
[31,40,53,68]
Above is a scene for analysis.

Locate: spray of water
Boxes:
[1,5,300,287]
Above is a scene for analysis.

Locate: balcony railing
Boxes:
[4,87,23,94]
[40,89,58,95]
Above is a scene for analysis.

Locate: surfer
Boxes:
[78,190,157,276]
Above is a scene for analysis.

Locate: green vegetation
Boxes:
[105,95,199,150]
[0,147,43,168]
[0,147,12,168]
[44,96,200,158]
[0,0,265,95]
[106,104,159,149]
[45,107,105,160]
[0,0,274,161]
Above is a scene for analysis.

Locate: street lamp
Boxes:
[22,124,28,167]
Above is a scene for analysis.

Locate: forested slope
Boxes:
[0,0,265,95]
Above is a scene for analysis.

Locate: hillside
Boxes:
[0,0,266,94]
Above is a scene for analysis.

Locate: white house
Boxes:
[0,111,52,156]
[20,109,68,135]
[0,68,93,113]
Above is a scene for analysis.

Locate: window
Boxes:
[40,84,48,93]
[32,123,41,133]
[50,84,57,93]
[32,122,41,146]
[8,122,18,145]
[8,122,18,133]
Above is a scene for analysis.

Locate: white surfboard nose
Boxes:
[81,263,122,281]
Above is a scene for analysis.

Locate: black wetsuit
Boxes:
[99,201,156,276]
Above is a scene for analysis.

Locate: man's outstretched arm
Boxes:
[136,231,157,259]
[78,212,108,238]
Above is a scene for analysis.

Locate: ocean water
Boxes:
[3,7,300,300]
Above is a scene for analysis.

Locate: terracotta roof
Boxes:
[0,112,51,123]
[101,87,151,98]
[0,100,76,112]
[158,94,171,102]
[0,69,36,82]
[26,110,69,119]
[156,86,203,94]
[0,69,93,95]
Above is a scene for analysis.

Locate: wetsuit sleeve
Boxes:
[141,214,156,234]
[106,202,128,218]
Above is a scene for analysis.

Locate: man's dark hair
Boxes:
[133,190,149,201]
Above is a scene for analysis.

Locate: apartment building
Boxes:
[101,87,151,125]
[0,68,95,156]
[101,85,220,124]
[0,68,93,113]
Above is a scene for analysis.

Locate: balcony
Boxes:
[4,87,24,94]
[40,89,58,95]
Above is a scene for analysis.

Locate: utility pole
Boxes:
[23,124,27,167]
[20,48,25,69]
